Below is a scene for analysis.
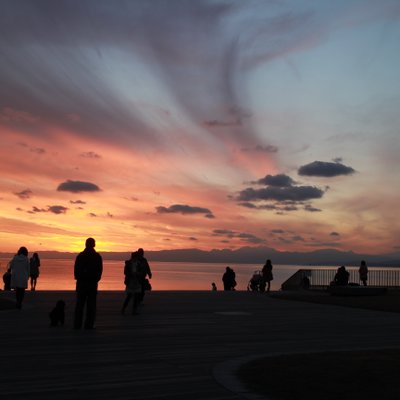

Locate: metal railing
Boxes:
[281,268,400,290]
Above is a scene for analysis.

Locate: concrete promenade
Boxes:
[1,290,400,399]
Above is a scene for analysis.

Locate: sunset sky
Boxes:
[1,0,399,255]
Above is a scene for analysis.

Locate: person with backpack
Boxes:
[136,248,152,303]
[121,251,142,315]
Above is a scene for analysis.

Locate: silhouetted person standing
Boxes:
[222,267,236,291]
[359,260,368,286]
[137,248,152,303]
[73,238,103,330]
[121,251,142,315]
[29,252,40,291]
[10,247,30,309]
[262,259,273,292]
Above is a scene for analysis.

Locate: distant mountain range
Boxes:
[1,246,399,266]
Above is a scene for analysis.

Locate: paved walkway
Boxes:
[1,290,400,399]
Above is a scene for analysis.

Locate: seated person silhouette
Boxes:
[334,266,349,286]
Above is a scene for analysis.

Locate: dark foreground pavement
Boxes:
[1,290,400,399]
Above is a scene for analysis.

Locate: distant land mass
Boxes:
[1,247,399,267]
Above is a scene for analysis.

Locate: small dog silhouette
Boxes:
[49,300,65,327]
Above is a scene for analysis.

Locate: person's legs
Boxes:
[139,284,145,303]
[15,287,25,309]
[132,293,140,314]
[121,293,132,314]
[74,289,86,329]
[84,289,97,329]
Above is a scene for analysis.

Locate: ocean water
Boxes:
[1,258,305,291]
[1,258,392,291]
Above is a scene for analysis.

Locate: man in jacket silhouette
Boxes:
[73,238,103,330]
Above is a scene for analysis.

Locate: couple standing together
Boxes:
[73,238,152,330]
[121,249,152,315]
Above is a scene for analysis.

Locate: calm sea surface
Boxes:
[0,258,391,291]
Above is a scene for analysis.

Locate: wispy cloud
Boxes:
[241,144,278,153]
[0,107,39,124]
[70,200,86,205]
[80,151,101,159]
[28,205,68,214]
[156,204,214,219]
[0,0,354,152]
[14,189,33,200]
[212,229,265,244]
[17,142,46,154]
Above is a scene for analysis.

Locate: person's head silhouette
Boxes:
[18,247,28,256]
[85,238,96,249]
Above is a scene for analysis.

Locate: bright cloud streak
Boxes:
[0,0,399,255]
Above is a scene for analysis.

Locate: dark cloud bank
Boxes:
[57,180,101,193]
[237,173,324,213]
[238,186,324,202]
[298,161,355,177]
[237,159,356,213]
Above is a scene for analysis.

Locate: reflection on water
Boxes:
[0,258,392,291]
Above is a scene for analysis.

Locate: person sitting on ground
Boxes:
[333,266,349,286]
